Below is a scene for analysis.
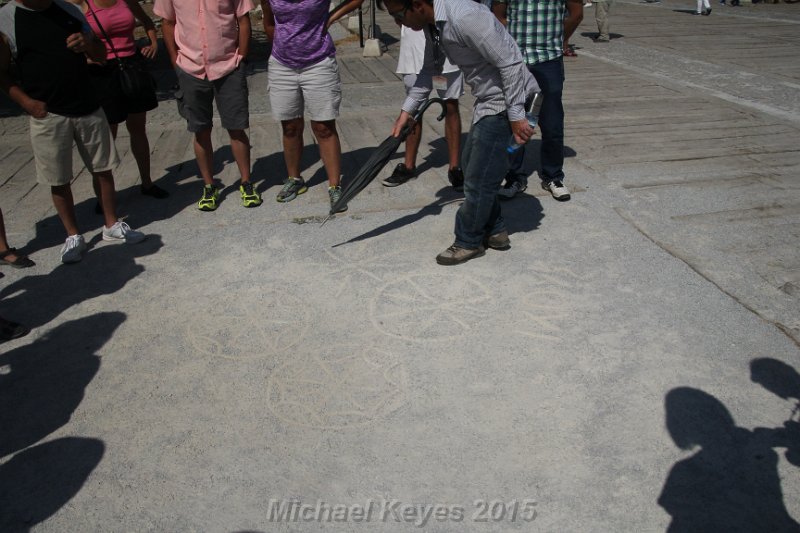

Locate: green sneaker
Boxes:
[276,176,307,203]
[198,184,219,211]
[239,181,263,208]
[328,185,348,213]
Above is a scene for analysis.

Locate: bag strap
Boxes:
[84,0,122,65]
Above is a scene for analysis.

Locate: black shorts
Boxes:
[89,53,157,125]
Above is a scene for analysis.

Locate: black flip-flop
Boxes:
[0,248,35,269]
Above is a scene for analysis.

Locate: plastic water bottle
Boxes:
[507,93,542,153]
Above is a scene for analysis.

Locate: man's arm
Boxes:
[0,36,46,118]
[238,14,251,59]
[563,0,583,41]
[160,18,178,68]
[260,0,275,42]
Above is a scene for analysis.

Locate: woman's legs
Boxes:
[125,112,154,189]
[310,119,341,187]
[281,118,305,178]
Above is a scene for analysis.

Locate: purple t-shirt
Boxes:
[269,0,335,69]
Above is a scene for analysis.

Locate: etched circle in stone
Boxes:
[370,274,492,341]
[186,292,310,360]
[265,347,408,429]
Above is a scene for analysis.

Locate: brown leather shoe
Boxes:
[436,243,486,266]
[485,230,510,250]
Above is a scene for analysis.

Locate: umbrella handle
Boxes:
[399,97,448,140]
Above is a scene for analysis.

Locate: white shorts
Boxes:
[403,71,464,100]
[268,56,342,122]
[29,108,119,186]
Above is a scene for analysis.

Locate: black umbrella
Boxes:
[321,97,448,226]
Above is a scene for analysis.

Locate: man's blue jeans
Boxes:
[508,57,565,186]
[455,113,510,249]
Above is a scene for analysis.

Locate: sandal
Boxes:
[0,317,30,343]
[0,248,35,268]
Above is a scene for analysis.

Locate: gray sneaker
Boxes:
[329,185,348,213]
[61,234,86,264]
[102,221,146,244]
[497,181,527,200]
[436,243,486,266]
[277,176,308,203]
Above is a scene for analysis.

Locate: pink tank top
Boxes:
[85,0,137,59]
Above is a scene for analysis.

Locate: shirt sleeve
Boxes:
[57,0,92,33]
[153,0,175,21]
[453,10,537,121]
[235,0,255,18]
[400,27,438,115]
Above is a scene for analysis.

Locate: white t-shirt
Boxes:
[395,25,459,75]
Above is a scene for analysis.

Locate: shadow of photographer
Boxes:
[0,312,124,530]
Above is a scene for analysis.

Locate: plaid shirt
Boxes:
[501,0,566,64]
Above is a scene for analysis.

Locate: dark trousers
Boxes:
[508,57,565,185]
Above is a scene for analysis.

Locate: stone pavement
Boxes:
[1,2,799,531]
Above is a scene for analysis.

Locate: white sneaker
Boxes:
[543,180,571,201]
[102,221,146,244]
[61,234,86,264]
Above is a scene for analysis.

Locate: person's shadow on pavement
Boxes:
[751,358,800,467]
[658,386,800,532]
[0,235,162,330]
[0,312,124,530]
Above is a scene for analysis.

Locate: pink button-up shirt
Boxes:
[154,0,253,81]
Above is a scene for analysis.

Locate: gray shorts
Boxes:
[175,65,249,132]
[268,56,342,122]
[404,71,464,100]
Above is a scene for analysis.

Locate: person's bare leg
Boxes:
[281,118,304,178]
[95,170,118,228]
[0,208,10,252]
[228,129,251,183]
[444,99,462,170]
[193,128,215,186]
[404,121,422,170]
[51,184,80,236]
[310,119,341,187]
[93,122,120,204]
[126,112,154,189]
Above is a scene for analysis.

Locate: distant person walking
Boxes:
[695,0,712,14]
[594,0,613,42]
[383,25,464,191]
[155,0,263,211]
[0,0,146,264]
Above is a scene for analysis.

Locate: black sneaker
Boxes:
[448,167,464,191]
[382,163,416,187]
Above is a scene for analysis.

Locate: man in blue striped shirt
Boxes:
[493,0,583,202]
[383,0,540,265]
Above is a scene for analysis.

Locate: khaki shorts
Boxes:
[29,108,119,186]
[268,56,342,122]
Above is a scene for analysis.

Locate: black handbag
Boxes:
[85,1,155,99]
